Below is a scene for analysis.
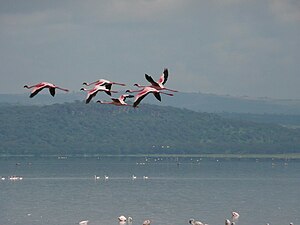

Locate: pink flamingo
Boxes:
[82,79,125,95]
[23,82,69,98]
[134,68,178,92]
[80,85,118,104]
[97,94,134,106]
[143,220,151,225]
[231,211,240,221]
[126,87,173,108]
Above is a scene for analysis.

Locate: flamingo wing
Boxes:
[86,92,98,104]
[105,91,112,96]
[111,98,120,103]
[105,83,112,90]
[29,86,45,98]
[145,74,159,87]
[49,87,56,97]
[153,92,161,101]
[133,92,150,108]
[159,68,168,85]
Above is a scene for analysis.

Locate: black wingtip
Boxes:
[105,91,112,96]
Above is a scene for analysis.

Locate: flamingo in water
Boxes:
[189,219,204,225]
[79,220,89,225]
[97,94,134,106]
[80,84,118,104]
[126,87,173,108]
[118,215,127,222]
[143,220,151,225]
[82,79,125,96]
[23,82,69,98]
[134,68,178,93]
[231,211,240,221]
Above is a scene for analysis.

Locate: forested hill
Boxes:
[1,101,299,156]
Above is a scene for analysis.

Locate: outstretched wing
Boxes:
[159,68,168,85]
[86,92,97,104]
[105,83,112,90]
[105,91,112,96]
[29,87,45,98]
[111,98,120,103]
[145,74,159,86]
[133,93,149,108]
[153,92,161,101]
[49,87,56,97]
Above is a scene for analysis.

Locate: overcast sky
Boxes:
[0,0,299,99]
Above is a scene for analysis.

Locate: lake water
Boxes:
[0,157,299,225]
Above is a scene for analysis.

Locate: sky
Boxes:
[0,0,299,99]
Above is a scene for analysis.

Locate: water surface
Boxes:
[0,157,299,225]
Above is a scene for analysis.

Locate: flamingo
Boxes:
[225,219,231,225]
[24,82,69,98]
[126,87,173,108]
[80,85,118,104]
[97,94,134,106]
[231,211,239,221]
[189,219,204,225]
[134,68,178,92]
[79,220,89,225]
[82,79,125,95]
[118,215,127,222]
[143,220,151,225]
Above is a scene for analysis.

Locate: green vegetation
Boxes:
[0,101,300,156]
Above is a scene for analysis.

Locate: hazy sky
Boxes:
[0,0,299,99]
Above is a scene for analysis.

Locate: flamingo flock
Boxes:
[24,68,177,108]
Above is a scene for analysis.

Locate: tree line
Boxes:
[0,101,300,156]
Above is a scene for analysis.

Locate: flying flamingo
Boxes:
[126,87,173,108]
[82,79,125,95]
[97,94,134,106]
[134,68,178,93]
[80,84,118,104]
[23,82,69,98]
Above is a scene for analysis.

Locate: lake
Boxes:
[0,156,299,225]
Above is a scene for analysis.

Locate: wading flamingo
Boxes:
[126,87,173,108]
[80,85,118,104]
[189,219,204,225]
[118,215,127,222]
[24,82,69,98]
[134,68,177,92]
[79,220,89,225]
[231,211,239,222]
[97,94,134,106]
[143,220,151,225]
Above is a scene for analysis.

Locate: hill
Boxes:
[1,92,300,114]
[0,102,299,156]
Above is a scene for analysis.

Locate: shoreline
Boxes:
[1,153,300,159]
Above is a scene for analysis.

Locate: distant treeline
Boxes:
[218,112,300,127]
[0,101,300,156]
